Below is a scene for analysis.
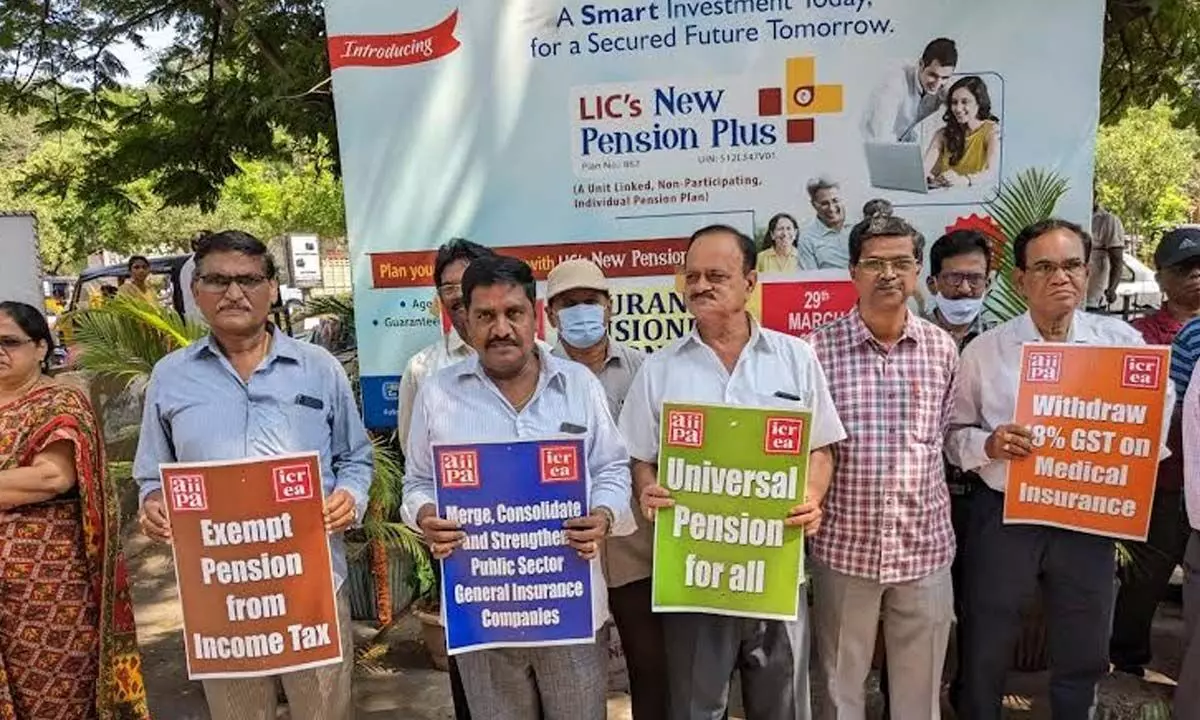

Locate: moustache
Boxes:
[689,291,716,301]
[487,338,518,349]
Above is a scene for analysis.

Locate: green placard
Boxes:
[652,402,811,620]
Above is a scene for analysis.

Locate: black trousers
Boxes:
[960,488,1115,720]
[1110,489,1189,670]
[610,578,670,720]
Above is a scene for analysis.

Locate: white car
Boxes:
[1102,253,1162,316]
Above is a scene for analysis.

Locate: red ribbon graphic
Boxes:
[328,10,461,69]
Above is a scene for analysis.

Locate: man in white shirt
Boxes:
[403,255,635,720]
[397,239,495,457]
[619,225,846,720]
[946,219,1173,719]
[395,238,493,720]
[797,177,851,270]
[861,38,958,143]
[1176,360,1200,717]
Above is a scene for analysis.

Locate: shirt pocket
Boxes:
[909,383,945,445]
[283,402,332,453]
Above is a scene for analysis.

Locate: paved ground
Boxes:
[125,524,1181,719]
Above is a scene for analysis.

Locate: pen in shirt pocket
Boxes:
[774,391,802,402]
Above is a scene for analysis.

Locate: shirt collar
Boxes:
[190,324,299,363]
[1013,310,1090,343]
[445,327,471,355]
[551,338,622,367]
[847,306,921,347]
[457,342,568,388]
[677,314,773,355]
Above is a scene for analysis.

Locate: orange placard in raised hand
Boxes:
[1004,344,1171,540]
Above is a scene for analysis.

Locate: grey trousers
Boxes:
[663,585,810,720]
[455,637,607,720]
[961,489,1113,720]
[203,588,354,720]
[1174,530,1200,718]
[812,563,954,720]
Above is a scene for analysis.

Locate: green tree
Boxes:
[1094,103,1200,258]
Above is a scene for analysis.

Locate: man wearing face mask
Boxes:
[545,259,666,720]
[926,230,992,347]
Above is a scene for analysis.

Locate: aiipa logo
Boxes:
[167,473,208,512]
[666,410,705,448]
[272,463,315,503]
[756,56,844,144]
[438,449,480,488]
[1025,350,1063,384]
[539,444,580,483]
[1122,354,1163,390]
[764,417,805,455]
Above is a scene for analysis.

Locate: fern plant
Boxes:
[982,168,1071,323]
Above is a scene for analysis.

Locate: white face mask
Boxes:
[933,293,983,326]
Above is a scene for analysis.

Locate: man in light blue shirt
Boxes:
[797,177,852,270]
[403,255,635,720]
[135,229,373,720]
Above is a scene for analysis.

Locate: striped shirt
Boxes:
[808,310,959,583]
[1172,316,1200,405]
[401,346,636,631]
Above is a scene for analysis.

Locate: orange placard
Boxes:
[1005,344,1171,540]
[161,453,342,679]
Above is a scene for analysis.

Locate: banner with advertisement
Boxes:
[1005,344,1171,541]
[324,0,1105,429]
[160,453,342,679]
[653,402,809,620]
[434,438,596,654]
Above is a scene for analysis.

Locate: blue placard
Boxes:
[434,438,594,654]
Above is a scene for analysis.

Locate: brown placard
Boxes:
[161,452,342,679]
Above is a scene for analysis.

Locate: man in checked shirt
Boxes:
[808,214,959,720]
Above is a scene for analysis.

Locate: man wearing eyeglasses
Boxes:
[946,219,1173,719]
[133,230,373,720]
[807,215,959,720]
[396,239,495,459]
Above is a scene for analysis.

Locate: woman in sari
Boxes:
[0,301,149,719]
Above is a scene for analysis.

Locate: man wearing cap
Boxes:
[545,259,666,720]
[1109,226,1200,677]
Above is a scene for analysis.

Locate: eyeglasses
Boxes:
[1027,259,1087,279]
[0,337,34,352]
[857,257,919,275]
[437,282,462,295]
[196,273,271,293]
[939,271,988,290]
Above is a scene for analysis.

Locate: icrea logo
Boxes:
[665,410,705,448]
[764,417,805,455]
[438,450,479,489]
[539,444,580,484]
[167,473,208,513]
[1122,354,1163,390]
[1025,350,1063,384]
[272,463,314,503]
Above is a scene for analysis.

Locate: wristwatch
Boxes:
[596,506,615,536]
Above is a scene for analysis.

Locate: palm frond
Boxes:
[982,168,1072,322]
[368,437,405,519]
[69,295,209,388]
[306,294,354,326]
